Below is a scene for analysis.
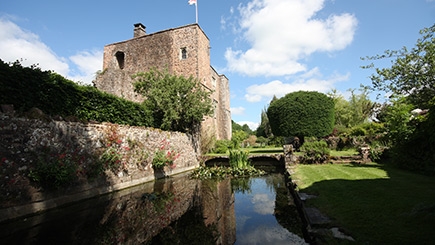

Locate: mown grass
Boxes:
[291,163,435,244]
[330,149,359,157]
[204,147,283,157]
[247,147,282,154]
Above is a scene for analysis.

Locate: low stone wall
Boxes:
[0,111,200,222]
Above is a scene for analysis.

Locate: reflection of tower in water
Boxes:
[201,178,236,245]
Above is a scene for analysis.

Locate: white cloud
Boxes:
[231,106,246,115]
[0,18,102,85]
[252,193,274,215]
[224,0,357,76]
[0,18,70,75]
[69,50,103,84]
[237,121,259,131]
[236,225,307,245]
[245,70,349,102]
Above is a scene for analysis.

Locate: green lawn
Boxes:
[330,149,359,157]
[247,147,282,154]
[204,147,283,157]
[291,163,435,244]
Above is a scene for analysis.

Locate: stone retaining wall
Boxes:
[0,111,200,222]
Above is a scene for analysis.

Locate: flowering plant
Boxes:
[152,139,180,169]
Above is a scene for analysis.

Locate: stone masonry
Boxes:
[94,23,231,140]
[0,111,200,222]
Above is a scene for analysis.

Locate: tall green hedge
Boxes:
[267,91,335,138]
[0,59,153,126]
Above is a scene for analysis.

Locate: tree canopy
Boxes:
[267,91,335,138]
[328,88,375,128]
[363,24,435,174]
[362,24,435,108]
[256,107,273,138]
[133,68,213,133]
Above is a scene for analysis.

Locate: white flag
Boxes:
[188,0,196,5]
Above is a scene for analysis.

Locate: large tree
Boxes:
[267,91,335,138]
[363,24,435,174]
[328,88,375,128]
[133,68,213,132]
[256,107,273,138]
[362,24,435,108]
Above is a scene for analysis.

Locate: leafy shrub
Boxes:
[29,151,79,189]
[350,126,367,136]
[100,146,124,172]
[269,136,284,147]
[152,139,180,169]
[229,150,251,169]
[214,140,232,154]
[200,126,216,154]
[300,140,330,164]
[369,141,388,162]
[28,146,104,189]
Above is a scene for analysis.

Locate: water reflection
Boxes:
[233,174,307,245]
[1,172,307,244]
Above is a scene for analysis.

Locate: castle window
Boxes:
[213,99,218,118]
[115,51,125,69]
[212,76,216,88]
[180,47,187,60]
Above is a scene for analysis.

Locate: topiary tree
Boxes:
[267,91,335,139]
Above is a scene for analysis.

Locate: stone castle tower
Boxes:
[94,23,231,140]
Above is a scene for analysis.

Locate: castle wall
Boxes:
[94,24,231,140]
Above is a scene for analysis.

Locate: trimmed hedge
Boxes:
[0,59,153,127]
[267,91,335,138]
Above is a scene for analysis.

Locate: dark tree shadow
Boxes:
[297,163,435,244]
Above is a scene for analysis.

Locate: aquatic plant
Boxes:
[229,150,250,169]
[190,150,265,180]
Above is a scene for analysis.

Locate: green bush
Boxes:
[300,139,330,164]
[267,91,335,138]
[214,140,232,154]
[349,126,367,136]
[229,150,251,169]
[369,141,388,162]
[269,136,284,147]
[29,151,79,189]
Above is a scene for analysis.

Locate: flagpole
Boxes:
[195,1,198,24]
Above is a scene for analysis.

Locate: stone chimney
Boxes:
[134,23,146,38]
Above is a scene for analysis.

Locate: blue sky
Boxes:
[1,0,434,130]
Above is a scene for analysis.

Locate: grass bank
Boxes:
[291,163,435,244]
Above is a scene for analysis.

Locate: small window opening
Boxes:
[180,47,187,60]
[213,100,218,118]
[115,51,125,69]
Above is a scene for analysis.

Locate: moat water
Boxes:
[1,169,308,244]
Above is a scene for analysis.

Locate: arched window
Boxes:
[115,51,125,69]
[180,47,187,60]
